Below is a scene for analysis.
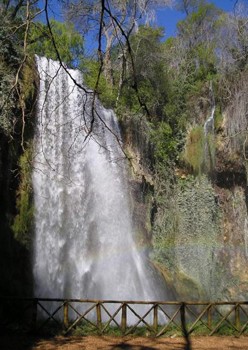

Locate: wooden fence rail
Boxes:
[1,298,248,337]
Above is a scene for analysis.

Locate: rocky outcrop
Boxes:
[122,79,248,302]
[151,92,248,301]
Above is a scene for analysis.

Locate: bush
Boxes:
[150,122,178,163]
[183,125,205,174]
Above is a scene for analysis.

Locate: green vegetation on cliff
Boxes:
[0,2,37,296]
[12,143,34,248]
[29,20,84,68]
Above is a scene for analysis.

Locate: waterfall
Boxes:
[204,105,215,135]
[203,81,215,172]
[32,57,165,305]
[204,81,215,135]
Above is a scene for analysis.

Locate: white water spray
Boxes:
[203,81,215,172]
[204,81,215,136]
[204,105,215,135]
[32,57,164,304]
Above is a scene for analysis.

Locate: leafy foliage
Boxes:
[83,59,117,108]
[12,144,34,248]
[183,125,205,174]
[150,122,178,163]
[120,26,169,118]
[0,13,22,136]
[29,20,84,68]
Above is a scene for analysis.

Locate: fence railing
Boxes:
[1,298,248,337]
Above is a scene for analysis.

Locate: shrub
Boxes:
[183,125,205,174]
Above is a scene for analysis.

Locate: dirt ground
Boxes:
[1,335,248,350]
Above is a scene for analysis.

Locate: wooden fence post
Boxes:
[63,301,69,329]
[235,303,240,331]
[96,303,102,332]
[208,304,212,329]
[153,304,158,333]
[121,303,127,334]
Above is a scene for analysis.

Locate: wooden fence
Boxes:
[1,298,248,337]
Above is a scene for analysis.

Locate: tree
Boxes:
[176,1,221,77]
[29,20,84,68]
[217,2,248,73]
[1,0,28,19]
[62,0,172,112]
[175,0,199,15]
[118,25,168,118]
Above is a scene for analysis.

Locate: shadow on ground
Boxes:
[0,333,247,350]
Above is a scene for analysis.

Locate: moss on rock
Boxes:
[12,143,34,249]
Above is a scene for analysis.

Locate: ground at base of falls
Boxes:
[1,334,248,350]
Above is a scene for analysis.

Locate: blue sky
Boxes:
[40,0,238,31]
[38,0,239,51]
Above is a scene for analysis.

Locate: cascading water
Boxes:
[203,81,215,172]
[204,81,215,135]
[32,57,165,308]
[204,105,215,135]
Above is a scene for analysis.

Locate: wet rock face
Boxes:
[120,115,155,248]
[127,160,248,302]
[153,175,220,301]
[216,186,248,300]
[151,173,248,301]
[129,179,152,246]
[148,91,248,301]
[174,176,219,300]
[120,93,248,302]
